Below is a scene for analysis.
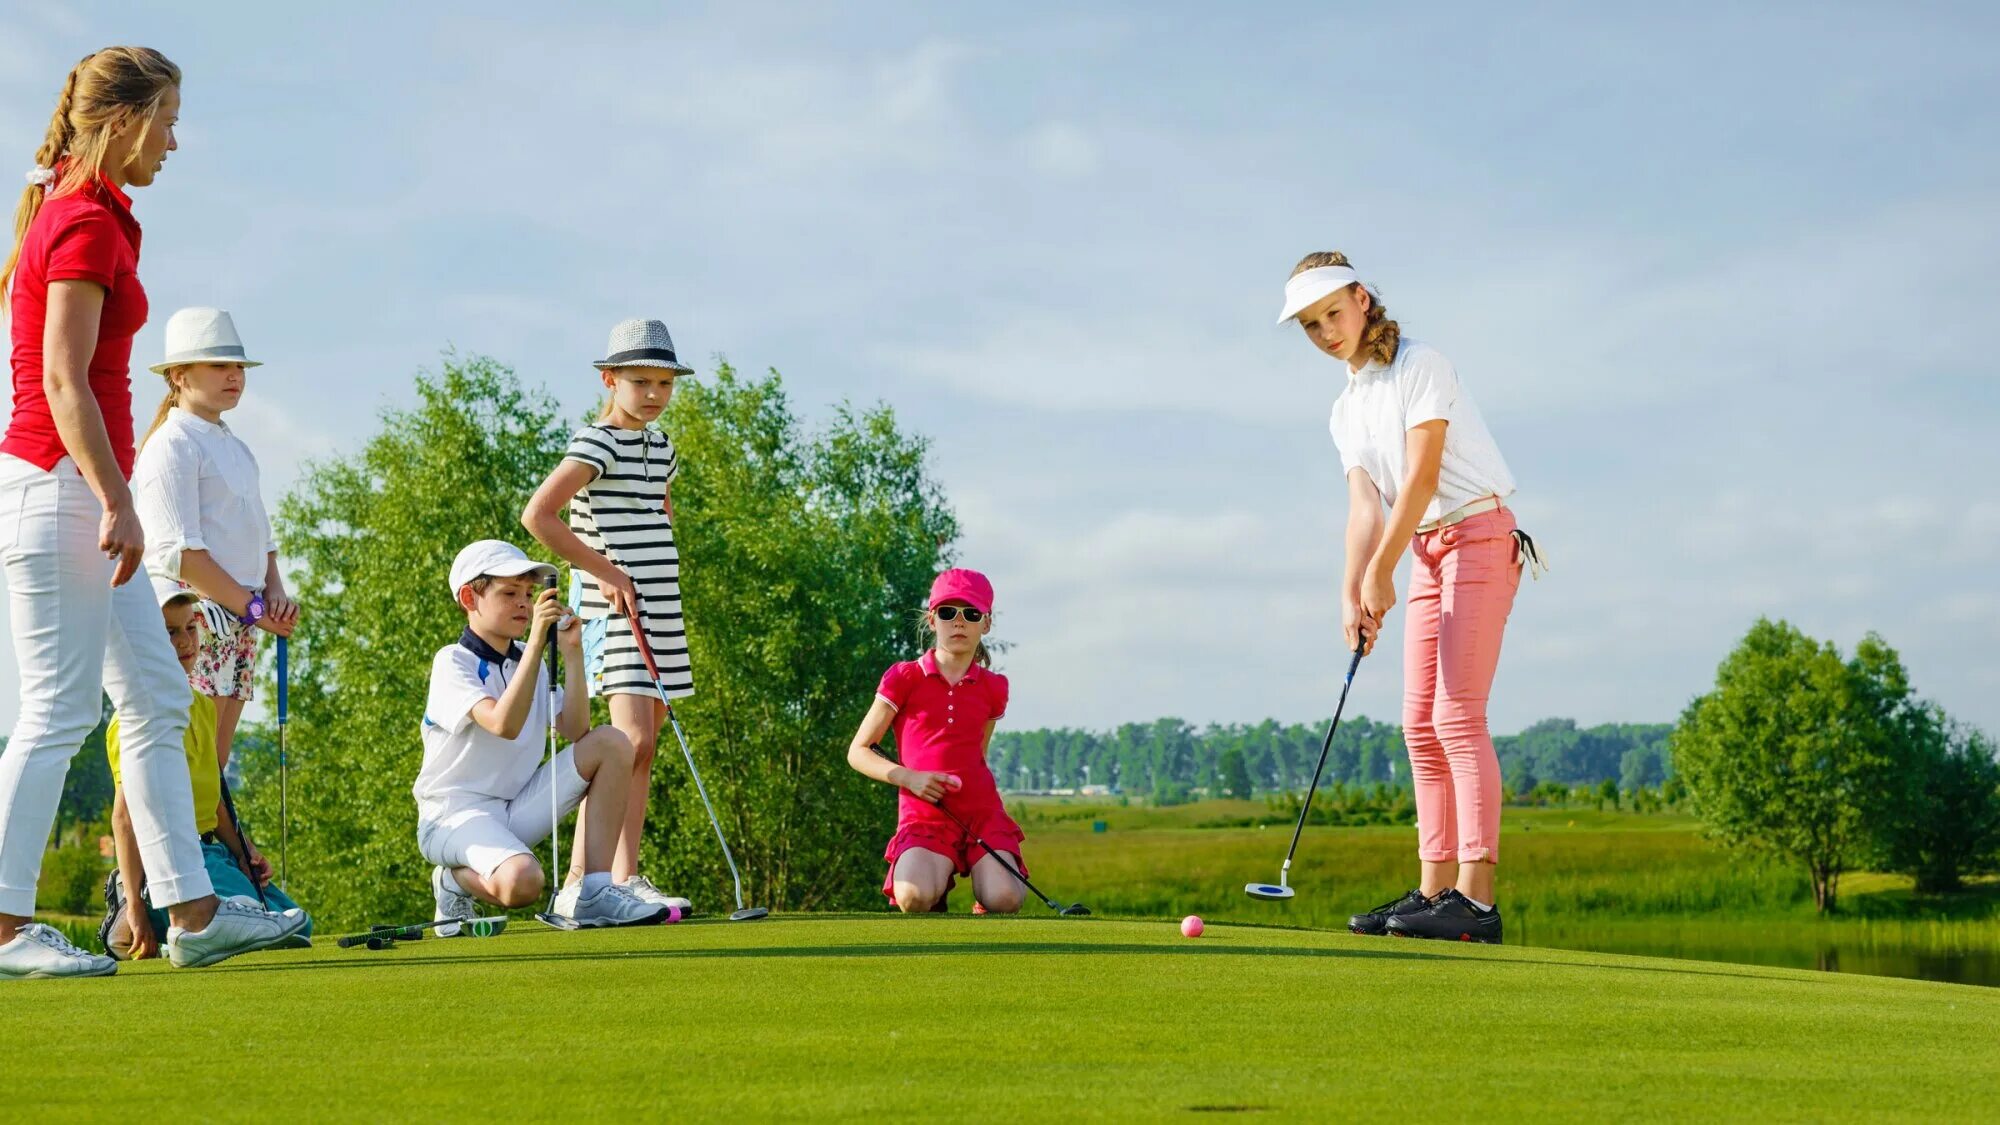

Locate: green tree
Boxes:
[1597,777,1619,811]
[1871,713,2000,893]
[1217,747,1253,800]
[257,354,572,926]
[652,364,954,911]
[1669,619,1908,913]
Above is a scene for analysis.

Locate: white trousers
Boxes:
[0,454,211,915]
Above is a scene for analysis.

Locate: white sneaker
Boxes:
[166,896,310,968]
[567,883,668,927]
[432,866,476,938]
[0,923,118,979]
[621,875,692,911]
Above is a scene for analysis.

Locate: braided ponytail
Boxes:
[3,47,181,297]
[1290,250,1402,367]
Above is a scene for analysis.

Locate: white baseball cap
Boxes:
[448,540,556,597]
[151,575,201,608]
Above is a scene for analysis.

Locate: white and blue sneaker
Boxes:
[0,923,118,979]
[567,882,668,928]
[432,866,477,938]
[167,896,310,968]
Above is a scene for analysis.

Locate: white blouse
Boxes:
[133,408,276,588]
[1328,339,1516,525]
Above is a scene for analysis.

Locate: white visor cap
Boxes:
[1276,265,1363,324]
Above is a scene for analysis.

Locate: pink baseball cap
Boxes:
[928,568,994,614]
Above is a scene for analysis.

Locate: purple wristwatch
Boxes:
[238,592,266,628]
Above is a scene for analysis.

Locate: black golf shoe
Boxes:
[1348,888,1432,936]
[1385,889,1503,944]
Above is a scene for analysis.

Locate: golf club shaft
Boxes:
[929,795,1061,912]
[544,573,562,914]
[215,774,268,908]
[277,636,288,889]
[1277,644,1366,874]
[628,609,751,912]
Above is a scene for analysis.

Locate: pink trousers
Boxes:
[1402,507,1521,865]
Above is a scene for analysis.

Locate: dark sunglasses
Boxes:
[933,606,985,623]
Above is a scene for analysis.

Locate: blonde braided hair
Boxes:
[3,47,181,295]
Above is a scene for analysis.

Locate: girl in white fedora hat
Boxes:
[523,318,697,916]
[131,306,300,772]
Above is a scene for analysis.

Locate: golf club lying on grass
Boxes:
[631,609,769,922]
[338,916,509,950]
[925,787,1089,917]
[1246,641,1366,902]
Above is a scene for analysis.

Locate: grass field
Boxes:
[7,914,1996,1121]
[1005,801,2000,986]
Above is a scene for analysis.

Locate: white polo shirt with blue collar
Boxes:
[414,630,562,820]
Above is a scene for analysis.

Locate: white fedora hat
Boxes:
[593,318,695,374]
[150,307,263,374]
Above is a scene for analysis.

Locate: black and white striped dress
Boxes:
[564,424,694,699]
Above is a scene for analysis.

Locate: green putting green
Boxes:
[8,915,1994,1120]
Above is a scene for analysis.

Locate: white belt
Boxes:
[1416,496,1504,534]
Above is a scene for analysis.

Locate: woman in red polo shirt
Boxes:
[847,568,1027,913]
[0,47,304,979]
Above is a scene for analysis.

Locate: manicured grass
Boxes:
[6,915,1994,1121]
[1013,801,2000,985]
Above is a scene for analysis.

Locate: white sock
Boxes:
[438,867,465,895]
[1462,894,1493,913]
[581,871,612,895]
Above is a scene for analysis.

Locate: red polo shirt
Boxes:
[4,172,148,479]
[877,650,1010,825]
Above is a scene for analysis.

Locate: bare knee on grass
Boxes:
[971,853,1025,914]
[488,855,546,907]
[893,848,953,913]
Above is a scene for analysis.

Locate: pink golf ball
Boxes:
[665,904,683,924]
[1181,915,1205,938]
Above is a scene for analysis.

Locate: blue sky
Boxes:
[3,2,1996,737]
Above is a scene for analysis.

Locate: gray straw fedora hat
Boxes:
[593,318,695,374]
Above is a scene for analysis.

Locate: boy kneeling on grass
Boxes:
[99,580,311,960]
[416,540,666,931]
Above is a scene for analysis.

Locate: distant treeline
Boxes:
[987,717,1674,800]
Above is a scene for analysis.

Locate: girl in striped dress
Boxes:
[522,318,696,914]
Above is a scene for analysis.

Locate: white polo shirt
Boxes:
[1329,339,1515,524]
[414,639,562,818]
[132,407,277,587]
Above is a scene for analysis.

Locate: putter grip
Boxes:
[628,605,665,683]
[276,637,289,722]
[543,572,560,678]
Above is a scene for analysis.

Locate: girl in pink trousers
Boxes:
[1278,251,1544,944]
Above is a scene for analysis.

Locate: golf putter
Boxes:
[630,609,769,921]
[533,572,586,932]
[1247,641,1366,901]
[928,796,1088,916]
[339,916,508,949]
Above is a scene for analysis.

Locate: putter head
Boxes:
[1059,903,1091,916]
[729,907,770,922]
[1245,882,1296,901]
[535,911,586,931]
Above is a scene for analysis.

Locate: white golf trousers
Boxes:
[0,453,211,916]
